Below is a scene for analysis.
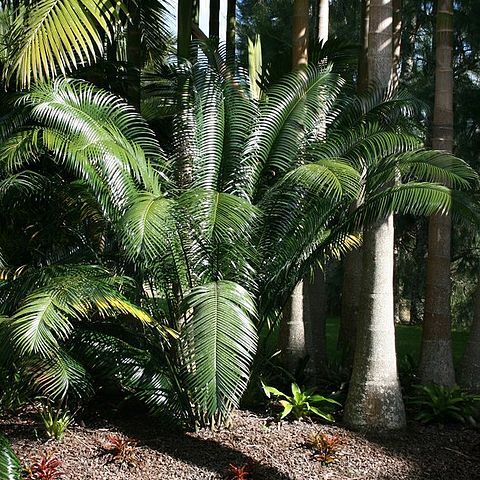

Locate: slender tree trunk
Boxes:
[460,286,480,390]
[279,0,310,374]
[344,0,406,431]
[280,283,309,373]
[339,247,362,361]
[418,0,455,387]
[178,0,193,59]
[317,0,329,44]
[392,0,402,89]
[126,5,142,110]
[291,0,309,68]
[358,0,370,91]
[305,269,328,380]
[209,0,220,39]
[338,0,368,360]
[226,0,237,63]
[302,0,330,379]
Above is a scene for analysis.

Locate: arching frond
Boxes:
[8,265,162,358]
[27,351,93,400]
[180,281,257,424]
[0,434,21,480]
[121,191,174,261]
[4,0,126,87]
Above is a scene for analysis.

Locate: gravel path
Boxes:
[2,409,480,479]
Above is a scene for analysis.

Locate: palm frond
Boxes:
[4,0,126,87]
[26,351,93,400]
[0,434,20,480]
[180,281,257,424]
[8,265,162,358]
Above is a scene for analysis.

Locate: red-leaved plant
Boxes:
[101,434,138,467]
[307,431,340,464]
[25,452,63,480]
[228,462,254,480]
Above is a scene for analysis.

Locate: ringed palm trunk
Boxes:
[344,0,406,430]
[418,0,455,387]
[460,286,480,390]
[279,0,309,374]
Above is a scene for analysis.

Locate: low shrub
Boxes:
[39,406,72,441]
[25,452,63,480]
[101,434,138,467]
[262,382,340,421]
[407,384,480,426]
[307,431,340,464]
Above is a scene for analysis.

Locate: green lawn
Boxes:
[326,317,469,366]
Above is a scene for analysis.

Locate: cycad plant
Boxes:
[0,55,476,429]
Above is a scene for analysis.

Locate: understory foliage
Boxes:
[0,433,21,480]
[263,382,340,421]
[307,431,340,464]
[24,453,63,480]
[408,384,480,426]
[0,48,477,428]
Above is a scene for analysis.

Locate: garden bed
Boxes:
[3,409,480,479]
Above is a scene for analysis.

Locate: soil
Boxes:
[2,408,480,480]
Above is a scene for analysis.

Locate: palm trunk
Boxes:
[178,0,193,59]
[344,0,406,431]
[305,269,328,380]
[418,0,455,387]
[280,283,309,373]
[126,7,142,110]
[280,0,309,374]
[209,0,220,39]
[291,0,309,68]
[301,0,330,379]
[460,286,480,390]
[338,0,368,360]
[339,247,362,361]
[226,0,237,63]
[317,0,329,44]
[392,0,402,89]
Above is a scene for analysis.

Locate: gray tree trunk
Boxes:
[317,0,329,43]
[226,0,237,63]
[280,0,310,375]
[280,282,308,373]
[338,0,368,360]
[343,0,406,431]
[288,0,329,380]
[178,0,193,59]
[418,0,456,387]
[460,286,480,391]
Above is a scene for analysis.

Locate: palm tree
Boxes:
[418,0,456,387]
[1,57,476,430]
[279,0,310,376]
[343,0,405,430]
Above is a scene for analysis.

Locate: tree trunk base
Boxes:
[344,380,406,431]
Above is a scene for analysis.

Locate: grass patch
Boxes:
[326,318,469,366]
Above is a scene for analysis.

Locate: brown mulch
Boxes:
[2,409,480,479]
